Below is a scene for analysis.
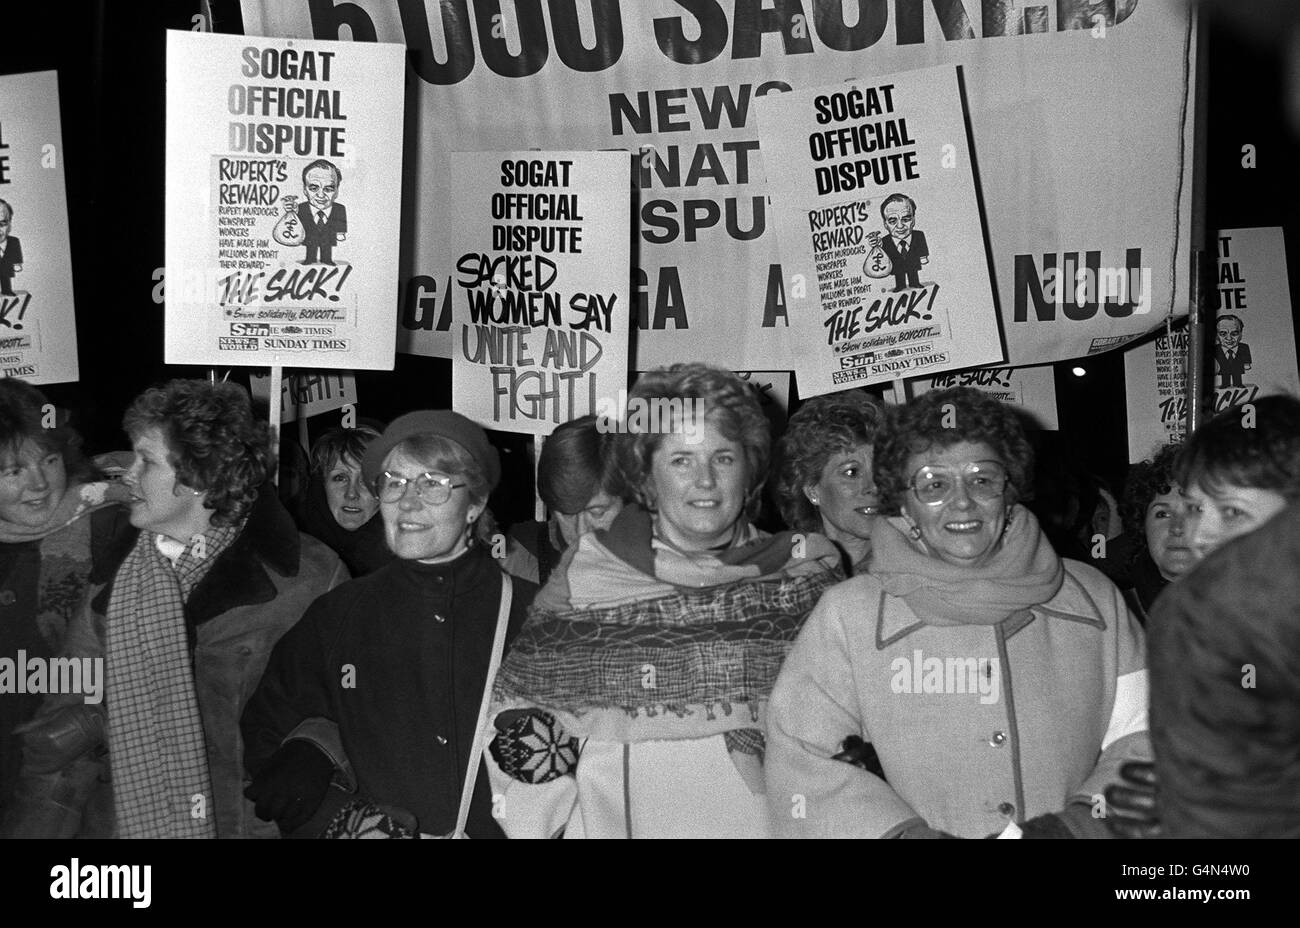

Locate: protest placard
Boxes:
[757,66,1001,396]
[0,71,78,385]
[242,2,1194,374]
[910,365,1059,430]
[450,151,630,435]
[165,30,404,369]
[248,368,355,423]
[1124,227,1300,462]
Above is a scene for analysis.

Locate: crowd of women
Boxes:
[0,364,1295,839]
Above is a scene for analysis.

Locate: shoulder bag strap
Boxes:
[453,572,513,838]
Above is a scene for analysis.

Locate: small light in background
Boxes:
[1071,366,1087,377]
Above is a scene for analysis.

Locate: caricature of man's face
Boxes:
[0,206,11,244]
[1216,319,1242,349]
[882,200,915,240]
[304,166,340,213]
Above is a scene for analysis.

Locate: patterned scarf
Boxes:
[0,481,129,650]
[870,504,1064,626]
[106,521,241,838]
[494,505,842,746]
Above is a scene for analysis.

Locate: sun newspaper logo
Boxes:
[49,859,151,908]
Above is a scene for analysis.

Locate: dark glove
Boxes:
[1011,802,1111,839]
[489,709,580,784]
[1104,761,1161,839]
[244,739,336,833]
[13,705,106,774]
[831,735,887,781]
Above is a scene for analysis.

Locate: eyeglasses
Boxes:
[375,471,466,505]
[908,461,1008,506]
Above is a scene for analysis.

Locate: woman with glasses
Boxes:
[765,387,1149,838]
[773,390,887,575]
[241,411,535,838]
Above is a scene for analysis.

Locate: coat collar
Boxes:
[185,486,301,627]
[92,486,301,625]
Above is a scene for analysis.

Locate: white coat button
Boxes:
[998,802,1015,816]
[990,731,1008,746]
[436,735,448,745]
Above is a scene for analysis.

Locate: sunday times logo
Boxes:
[50,859,151,908]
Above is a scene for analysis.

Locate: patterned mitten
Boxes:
[321,800,419,839]
[489,710,580,784]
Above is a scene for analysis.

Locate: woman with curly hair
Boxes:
[487,364,842,838]
[766,386,1148,838]
[1118,395,1300,838]
[774,390,886,574]
[0,379,133,828]
[1118,443,1194,623]
[7,380,346,838]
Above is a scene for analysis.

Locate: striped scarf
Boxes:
[106,521,240,838]
[494,505,843,745]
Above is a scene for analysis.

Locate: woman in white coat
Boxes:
[486,364,840,838]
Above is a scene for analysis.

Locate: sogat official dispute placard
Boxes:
[758,65,1001,398]
[0,70,78,385]
[165,30,404,369]
[450,151,630,436]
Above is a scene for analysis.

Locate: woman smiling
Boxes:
[7,380,345,838]
[766,387,1149,838]
[487,364,841,838]
[0,379,131,829]
[242,411,535,838]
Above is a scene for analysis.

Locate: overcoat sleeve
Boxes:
[764,588,923,838]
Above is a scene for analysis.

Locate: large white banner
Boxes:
[449,150,630,435]
[1124,227,1300,463]
[758,66,1001,395]
[0,71,78,385]
[241,1,1196,375]
[165,30,405,369]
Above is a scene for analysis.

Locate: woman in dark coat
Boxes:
[0,379,132,825]
[4,380,345,838]
[242,411,536,838]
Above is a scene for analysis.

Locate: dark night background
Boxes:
[2,0,1299,527]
